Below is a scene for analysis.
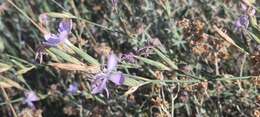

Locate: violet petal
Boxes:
[109,72,124,85]
[91,75,108,94]
[25,91,39,102]
[68,83,78,94]
[43,33,61,46]
[26,101,35,108]
[58,31,69,43]
[111,0,118,7]
[58,20,72,33]
[234,15,249,30]
[107,53,118,71]
[24,91,39,108]
[122,52,136,63]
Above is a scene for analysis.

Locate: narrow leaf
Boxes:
[0,63,12,73]
[49,48,82,64]
[124,82,150,96]
[69,44,99,65]
[134,56,171,71]
[213,25,249,54]
[123,76,143,87]
[0,76,25,90]
[49,63,100,74]
[153,48,178,70]
[17,66,35,75]
[46,12,77,19]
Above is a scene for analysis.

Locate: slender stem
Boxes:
[171,83,180,117]
[240,54,247,76]
[238,54,247,90]
[214,52,219,75]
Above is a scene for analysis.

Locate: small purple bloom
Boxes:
[43,33,61,46]
[107,53,118,71]
[234,2,256,32]
[108,72,124,85]
[58,20,73,33]
[24,91,39,108]
[121,52,136,63]
[91,53,125,97]
[68,82,78,95]
[234,15,249,31]
[35,19,72,63]
[137,46,154,57]
[91,73,108,94]
[111,0,118,8]
[43,19,72,46]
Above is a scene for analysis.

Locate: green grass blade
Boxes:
[134,56,171,71]
[69,44,99,65]
[153,48,178,70]
[49,48,82,64]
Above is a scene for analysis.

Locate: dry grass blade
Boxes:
[0,76,25,90]
[0,63,12,73]
[213,25,249,54]
[124,82,150,96]
[0,82,14,88]
[49,63,101,74]
[213,25,237,46]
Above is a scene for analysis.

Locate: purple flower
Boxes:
[24,91,39,108]
[35,19,72,63]
[107,53,118,71]
[43,19,72,46]
[121,52,136,63]
[68,82,78,95]
[234,2,256,32]
[58,20,73,33]
[91,53,125,97]
[137,46,154,57]
[234,15,249,31]
[111,0,118,8]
